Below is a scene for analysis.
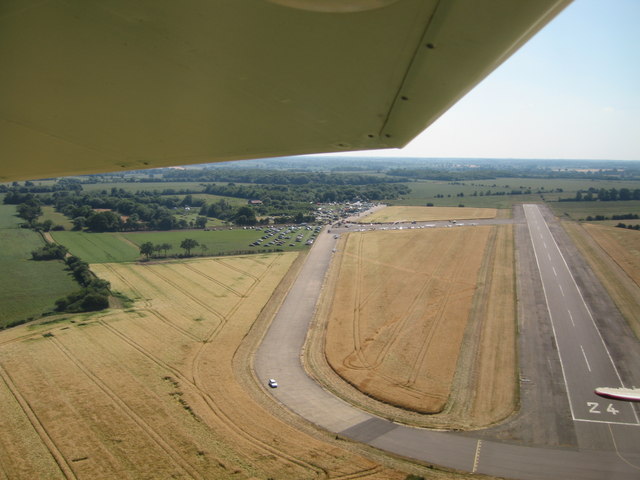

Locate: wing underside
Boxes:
[0,0,571,180]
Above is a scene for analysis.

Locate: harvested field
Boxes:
[0,254,449,479]
[325,226,493,413]
[360,206,497,223]
[565,222,640,338]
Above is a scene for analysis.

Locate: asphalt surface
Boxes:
[255,205,640,479]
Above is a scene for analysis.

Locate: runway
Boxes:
[255,204,640,479]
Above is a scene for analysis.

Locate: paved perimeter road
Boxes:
[255,211,640,479]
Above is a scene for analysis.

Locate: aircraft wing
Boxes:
[1,0,570,181]
[595,387,640,402]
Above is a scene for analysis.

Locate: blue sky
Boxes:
[357,0,640,160]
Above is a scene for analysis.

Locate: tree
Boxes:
[159,243,172,257]
[140,241,155,259]
[195,216,208,229]
[233,206,257,226]
[199,244,208,256]
[17,202,42,222]
[86,211,122,232]
[180,238,199,256]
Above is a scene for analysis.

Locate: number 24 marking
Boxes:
[587,402,619,415]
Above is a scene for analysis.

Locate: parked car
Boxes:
[268,379,278,388]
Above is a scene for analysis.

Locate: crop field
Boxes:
[324,226,494,413]
[52,227,318,263]
[360,205,497,223]
[0,254,419,479]
[50,231,140,263]
[0,206,78,328]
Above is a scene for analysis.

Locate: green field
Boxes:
[0,206,78,328]
[51,226,318,263]
[392,180,543,208]
[50,231,141,263]
[0,202,21,228]
[40,206,74,230]
[392,177,640,209]
[80,181,207,193]
[547,200,640,221]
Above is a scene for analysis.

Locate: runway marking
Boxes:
[580,344,591,372]
[552,267,557,276]
[568,310,575,327]
[609,423,640,468]
[525,206,576,421]
[547,253,552,261]
[472,439,482,473]
[574,417,640,427]
[559,285,564,296]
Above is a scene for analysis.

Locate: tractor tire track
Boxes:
[183,263,246,298]
[100,255,326,477]
[405,228,484,389]
[97,320,327,478]
[0,363,77,480]
[141,265,225,321]
[47,336,204,480]
[213,258,260,281]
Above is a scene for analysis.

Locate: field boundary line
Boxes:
[48,337,204,480]
[0,363,77,479]
[213,257,260,280]
[143,265,226,320]
[98,314,326,476]
[183,262,246,297]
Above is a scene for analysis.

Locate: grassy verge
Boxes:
[563,222,640,338]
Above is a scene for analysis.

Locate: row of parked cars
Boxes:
[249,225,323,248]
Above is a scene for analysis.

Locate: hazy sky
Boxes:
[352,0,640,161]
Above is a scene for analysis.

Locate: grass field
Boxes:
[324,226,494,413]
[392,177,640,208]
[0,203,20,229]
[0,206,78,327]
[52,227,318,263]
[565,222,640,338]
[40,206,74,230]
[51,231,141,263]
[360,205,497,223]
[0,255,420,479]
[547,200,640,221]
[80,181,207,193]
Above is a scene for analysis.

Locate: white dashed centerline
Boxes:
[580,345,591,372]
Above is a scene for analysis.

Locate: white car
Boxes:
[268,379,278,388]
